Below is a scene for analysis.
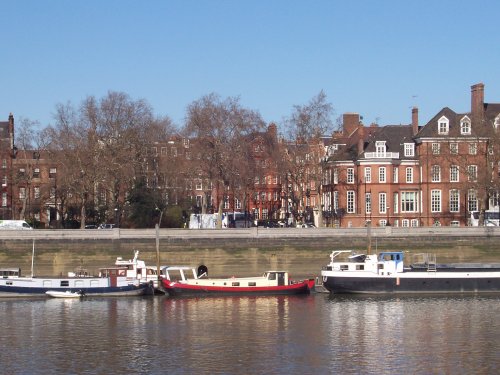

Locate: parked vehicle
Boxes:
[98,223,116,229]
[0,220,33,230]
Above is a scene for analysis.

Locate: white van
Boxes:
[0,220,33,230]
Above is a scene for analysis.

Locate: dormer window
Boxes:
[438,116,449,135]
[460,116,471,135]
[375,141,386,157]
[404,143,414,157]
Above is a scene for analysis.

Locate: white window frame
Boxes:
[379,193,387,214]
[431,190,441,213]
[432,143,441,155]
[347,168,354,184]
[449,189,459,213]
[406,167,413,183]
[438,116,449,135]
[404,143,415,157]
[469,143,477,155]
[364,167,371,183]
[393,167,398,183]
[401,191,418,212]
[376,141,386,157]
[347,191,355,213]
[467,165,477,182]
[431,165,441,182]
[365,192,371,214]
[450,143,458,155]
[460,116,471,135]
[450,165,459,182]
[468,189,478,212]
[379,167,386,183]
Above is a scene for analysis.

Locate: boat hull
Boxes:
[0,280,152,298]
[322,273,500,294]
[163,279,315,297]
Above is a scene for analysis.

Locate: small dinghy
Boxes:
[45,290,85,298]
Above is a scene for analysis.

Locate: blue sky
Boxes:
[2,0,499,133]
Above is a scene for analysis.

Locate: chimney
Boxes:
[343,113,360,136]
[357,125,365,155]
[412,107,419,136]
[471,83,485,123]
[8,113,14,151]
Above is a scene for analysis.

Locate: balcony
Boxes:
[364,152,400,159]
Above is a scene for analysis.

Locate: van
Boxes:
[0,220,33,230]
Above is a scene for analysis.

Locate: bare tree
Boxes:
[184,93,265,226]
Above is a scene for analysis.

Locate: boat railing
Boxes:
[412,253,437,272]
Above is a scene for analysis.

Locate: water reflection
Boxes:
[0,294,499,374]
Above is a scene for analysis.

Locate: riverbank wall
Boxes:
[1,227,499,279]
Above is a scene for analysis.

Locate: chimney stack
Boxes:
[343,113,360,136]
[471,83,485,123]
[412,107,419,136]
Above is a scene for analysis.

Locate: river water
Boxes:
[1,293,499,374]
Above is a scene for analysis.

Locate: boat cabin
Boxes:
[325,250,405,275]
[0,268,21,278]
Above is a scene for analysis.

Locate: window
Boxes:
[333,169,339,184]
[431,190,441,212]
[404,143,415,157]
[2,176,6,187]
[19,187,26,199]
[393,167,398,183]
[406,167,413,183]
[379,193,387,214]
[450,165,459,182]
[402,219,409,228]
[438,116,449,135]
[364,167,371,183]
[495,115,500,131]
[49,168,57,178]
[2,159,6,169]
[431,165,441,182]
[467,165,477,182]
[460,116,471,135]
[262,209,268,220]
[401,191,418,212]
[151,147,157,156]
[161,147,167,156]
[347,191,355,213]
[411,219,419,227]
[34,187,40,199]
[376,141,386,157]
[379,220,387,227]
[183,138,190,148]
[449,190,459,213]
[468,189,478,212]
[379,167,386,183]
[333,191,339,210]
[347,168,354,184]
[449,143,458,155]
[2,192,6,207]
[195,179,203,190]
[393,192,399,213]
[432,143,441,155]
[33,168,40,178]
[469,143,477,155]
[51,187,56,199]
[223,196,230,210]
[365,193,371,214]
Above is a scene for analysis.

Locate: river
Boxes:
[1,293,499,374]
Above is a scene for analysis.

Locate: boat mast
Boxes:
[367,221,372,255]
[156,223,160,284]
[31,239,35,277]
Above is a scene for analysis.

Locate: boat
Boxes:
[45,290,85,298]
[321,250,500,294]
[114,250,163,293]
[0,266,153,298]
[161,265,315,296]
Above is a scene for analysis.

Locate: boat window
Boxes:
[60,280,69,287]
[356,265,364,270]
[248,282,256,286]
[268,273,276,280]
[378,264,384,270]
[340,265,349,270]
[232,282,240,286]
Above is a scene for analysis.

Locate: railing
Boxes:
[364,152,400,159]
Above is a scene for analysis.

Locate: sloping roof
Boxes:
[364,125,414,159]
[417,104,500,139]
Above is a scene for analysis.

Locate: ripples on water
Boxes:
[0,294,499,374]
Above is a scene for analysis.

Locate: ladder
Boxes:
[426,253,437,272]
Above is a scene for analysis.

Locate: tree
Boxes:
[183,93,265,226]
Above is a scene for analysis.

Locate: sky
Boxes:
[1,0,500,134]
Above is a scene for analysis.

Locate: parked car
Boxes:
[296,223,315,228]
[98,224,116,230]
[84,224,97,229]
